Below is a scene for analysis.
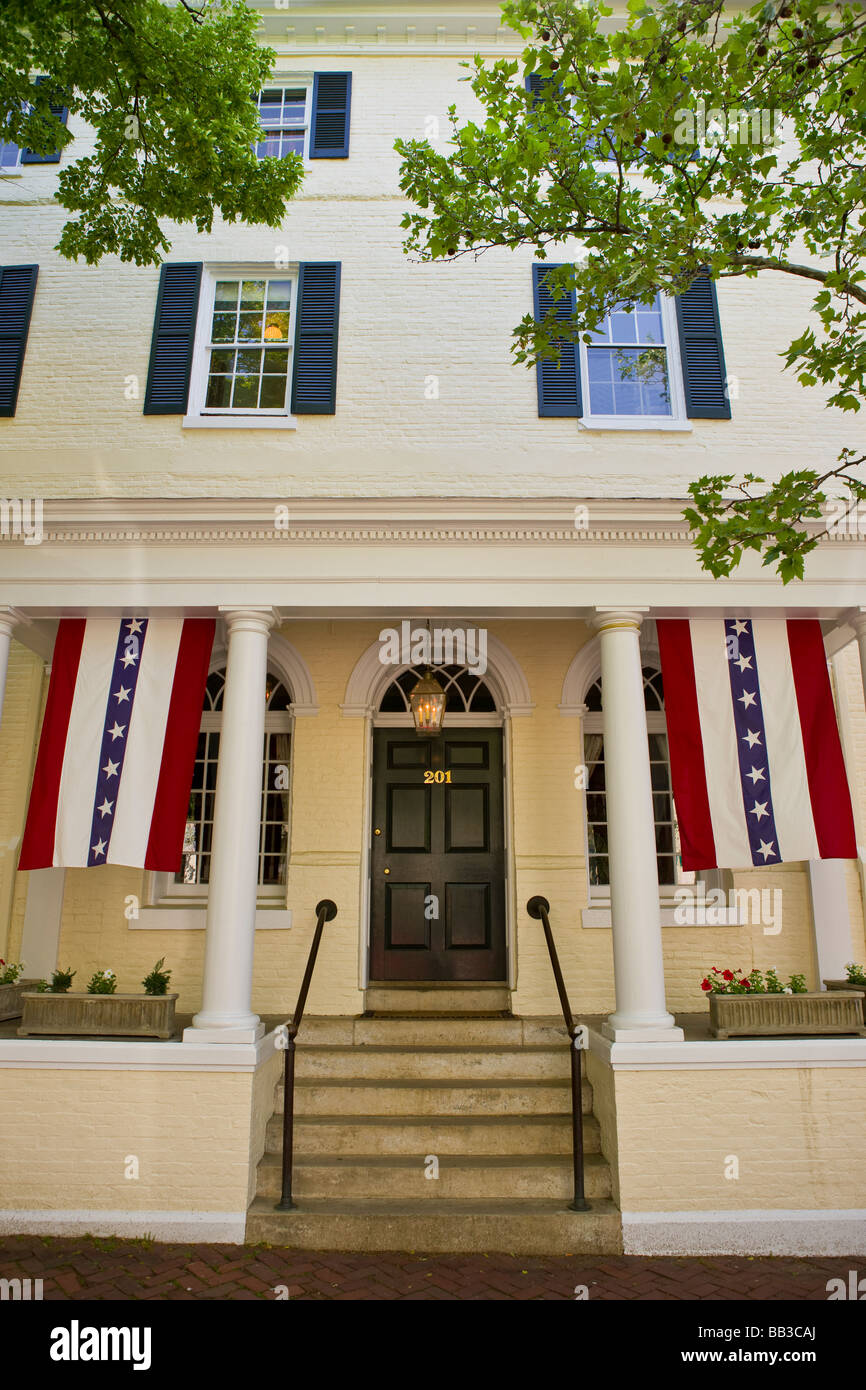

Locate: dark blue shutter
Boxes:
[525,73,545,103]
[291,262,340,414]
[675,272,730,419]
[0,265,38,417]
[310,73,351,158]
[532,264,582,418]
[21,77,68,164]
[143,263,202,415]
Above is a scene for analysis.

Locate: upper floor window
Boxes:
[255,86,309,160]
[583,294,677,419]
[197,272,297,414]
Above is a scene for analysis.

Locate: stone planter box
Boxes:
[824,979,866,1025]
[709,990,866,1039]
[0,979,40,1022]
[17,991,178,1040]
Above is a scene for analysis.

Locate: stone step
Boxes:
[294,1044,572,1082]
[245,1196,623,1255]
[364,983,511,1015]
[266,1112,601,1156]
[289,1078,579,1118]
[292,1015,569,1048]
[255,1151,612,1202]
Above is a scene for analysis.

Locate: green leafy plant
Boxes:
[142,958,172,996]
[701,965,808,995]
[0,0,304,265]
[50,967,76,993]
[396,0,866,581]
[33,979,50,993]
[87,968,117,995]
[0,959,24,985]
[845,962,866,985]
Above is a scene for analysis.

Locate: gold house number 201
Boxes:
[423,770,452,784]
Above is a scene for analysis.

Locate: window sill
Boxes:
[182,415,298,430]
[582,903,743,928]
[131,906,292,930]
[578,417,693,432]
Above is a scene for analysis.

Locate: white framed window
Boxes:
[579,293,688,428]
[255,83,311,160]
[148,667,293,904]
[186,265,298,422]
[583,665,693,897]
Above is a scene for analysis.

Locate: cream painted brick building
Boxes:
[0,0,865,1258]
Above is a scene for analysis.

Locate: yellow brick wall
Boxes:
[0,1066,255,1213]
[2,620,859,1016]
[612,1064,866,1211]
[1,643,45,965]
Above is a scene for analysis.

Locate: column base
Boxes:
[602,1022,685,1042]
[184,1017,265,1045]
[603,1010,685,1043]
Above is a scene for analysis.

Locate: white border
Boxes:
[623,1208,866,1256]
[0,1209,247,1243]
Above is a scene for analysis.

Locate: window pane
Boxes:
[231,374,259,408]
[587,347,671,416]
[264,312,289,342]
[610,308,637,344]
[235,347,263,374]
[214,280,239,310]
[209,349,235,374]
[0,140,20,168]
[240,280,266,309]
[237,311,263,341]
[205,373,232,407]
[211,313,237,342]
[263,347,289,373]
[258,89,284,125]
[259,374,286,408]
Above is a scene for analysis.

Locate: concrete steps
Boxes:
[246,1197,622,1256]
[364,982,511,1014]
[247,1008,620,1255]
[266,1112,602,1156]
[255,1150,613,1201]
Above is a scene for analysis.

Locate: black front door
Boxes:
[370,728,506,981]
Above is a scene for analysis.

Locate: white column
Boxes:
[593,609,683,1042]
[185,606,280,1044]
[0,606,27,734]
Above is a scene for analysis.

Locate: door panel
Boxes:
[370,727,506,981]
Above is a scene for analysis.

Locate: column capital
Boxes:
[218,606,281,637]
[0,606,30,639]
[847,607,866,637]
[591,607,649,635]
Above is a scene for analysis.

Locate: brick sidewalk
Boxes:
[0,1235,857,1299]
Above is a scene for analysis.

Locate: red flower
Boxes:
[723,970,734,981]
[701,978,711,991]
[741,978,750,988]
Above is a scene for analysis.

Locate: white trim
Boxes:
[579,419,692,432]
[0,1031,277,1069]
[131,907,292,930]
[622,1209,866,1256]
[0,1209,247,1244]
[588,1025,866,1069]
[182,415,298,430]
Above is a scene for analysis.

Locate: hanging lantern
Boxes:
[410,667,446,736]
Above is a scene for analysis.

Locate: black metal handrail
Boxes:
[275,898,338,1211]
[526,895,588,1212]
